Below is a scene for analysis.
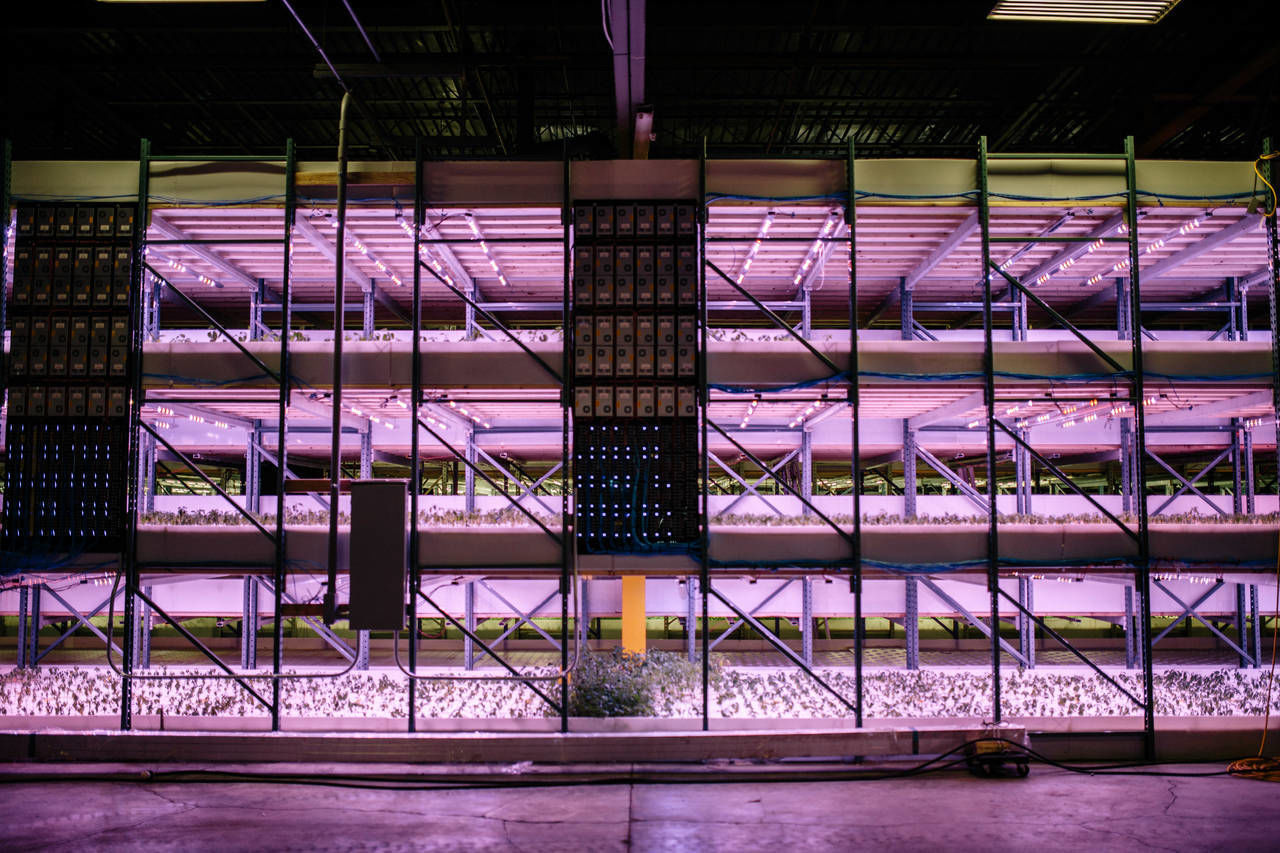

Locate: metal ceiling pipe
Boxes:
[280,0,349,92]
[340,0,382,63]
[607,0,646,158]
[326,90,352,625]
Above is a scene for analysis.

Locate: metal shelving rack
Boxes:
[696,142,865,727]
[1,143,1276,749]
[976,137,1156,751]
[120,139,297,731]
[404,142,574,732]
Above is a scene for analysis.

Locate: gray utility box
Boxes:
[347,479,408,630]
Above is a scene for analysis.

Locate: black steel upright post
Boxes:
[848,139,863,727]
[326,93,352,625]
[120,138,151,731]
[271,139,296,732]
[560,153,571,733]
[2,139,9,405]
[409,139,424,732]
[1125,136,1155,758]
[700,138,711,731]
[1265,137,1280,684]
[1,140,9,585]
[977,137,1001,724]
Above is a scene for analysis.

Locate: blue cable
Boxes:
[713,367,1278,395]
[148,194,285,207]
[13,193,287,205]
[704,554,1274,575]
[143,372,275,386]
[13,186,1260,208]
[706,188,1261,204]
[710,373,851,394]
[706,193,848,205]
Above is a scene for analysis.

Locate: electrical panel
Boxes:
[347,480,409,630]
[4,203,137,555]
[571,200,701,554]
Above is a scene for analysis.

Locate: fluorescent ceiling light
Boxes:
[988,1,1183,24]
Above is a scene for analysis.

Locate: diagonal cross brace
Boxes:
[472,446,561,518]
[708,579,793,651]
[258,578,355,662]
[989,262,1128,375]
[919,577,1029,667]
[1148,448,1231,517]
[997,586,1146,708]
[416,587,561,713]
[712,449,799,517]
[708,584,858,716]
[419,260,561,384]
[34,585,124,663]
[416,417,562,545]
[995,419,1139,544]
[708,421,856,554]
[142,420,277,544]
[1152,580,1253,665]
[144,264,282,384]
[1151,580,1220,644]
[911,320,939,342]
[914,446,989,513]
[251,440,329,512]
[132,585,274,711]
[474,581,562,662]
[705,258,844,378]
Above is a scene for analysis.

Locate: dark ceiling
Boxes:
[3,0,1276,161]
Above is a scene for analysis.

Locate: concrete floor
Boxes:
[1,765,1275,852]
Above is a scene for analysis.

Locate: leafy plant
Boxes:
[137,506,1278,530]
[3,664,1277,720]
[138,505,562,528]
[568,648,713,717]
[568,648,654,717]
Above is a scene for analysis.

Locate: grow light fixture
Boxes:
[987,1,1182,24]
[398,214,459,287]
[1032,220,1127,287]
[736,214,775,284]
[330,219,403,287]
[332,399,396,431]
[1154,573,1218,585]
[788,399,825,429]
[739,394,762,429]
[466,213,509,287]
[149,250,220,288]
[792,213,841,287]
[1016,398,1127,430]
[1083,214,1207,287]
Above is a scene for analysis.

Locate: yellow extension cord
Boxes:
[1227,521,1280,780]
[1229,152,1278,777]
[1253,152,1278,218]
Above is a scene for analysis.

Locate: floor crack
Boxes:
[1162,779,1180,816]
[625,783,634,849]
